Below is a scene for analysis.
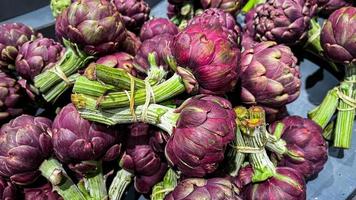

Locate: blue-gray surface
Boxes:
[151,1,356,200]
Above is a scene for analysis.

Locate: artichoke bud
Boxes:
[176,67,199,94]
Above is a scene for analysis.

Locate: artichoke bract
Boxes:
[188,8,242,44]
[121,31,142,56]
[113,0,151,31]
[241,166,306,200]
[269,116,328,179]
[200,0,246,15]
[239,41,301,114]
[15,37,65,80]
[120,123,168,194]
[165,178,242,200]
[165,95,236,177]
[245,0,317,45]
[320,6,356,64]
[134,34,173,76]
[0,115,52,185]
[55,0,126,55]
[52,103,121,174]
[0,70,23,121]
[50,0,73,18]
[140,18,179,41]
[172,23,240,94]
[0,176,17,199]
[0,23,40,68]
[24,183,63,200]
[317,0,353,14]
[96,52,137,77]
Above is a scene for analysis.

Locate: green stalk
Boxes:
[151,169,178,200]
[34,40,93,94]
[73,76,118,97]
[83,161,107,200]
[228,127,246,177]
[72,73,186,110]
[308,87,339,128]
[334,64,356,148]
[43,73,80,103]
[39,158,86,200]
[77,104,179,134]
[108,169,134,200]
[323,120,335,141]
[242,0,266,13]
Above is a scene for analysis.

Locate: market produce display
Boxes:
[0,0,355,199]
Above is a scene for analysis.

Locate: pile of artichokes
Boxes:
[0,0,354,199]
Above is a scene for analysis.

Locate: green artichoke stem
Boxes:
[83,161,108,200]
[39,158,87,200]
[72,73,186,110]
[308,87,339,129]
[78,104,179,134]
[34,40,93,99]
[334,63,356,148]
[323,120,335,141]
[73,76,118,97]
[43,73,80,103]
[108,169,134,200]
[242,0,266,13]
[151,168,178,200]
[228,127,246,177]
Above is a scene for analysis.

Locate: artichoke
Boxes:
[188,8,242,44]
[166,178,242,200]
[96,52,137,77]
[171,23,240,94]
[242,166,306,200]
[55,0,126,55]
[317,0,353,14]
[50,0,73,18]
[140,18,179,41]
[320,6,356,64]
[245,0,318,45]
[0,23,40,68]
[165,95,236,177]
[0,70,22,121]
[0,115,52,185]
[269,116,328,179]
[121,31,142,56]
[15,37,65,80]
[120,123,168,193]
[113,0,151,31]
[24,183,63,200]
[52,103,121,174]
[134,34,173,76]
[0,176,17,199]
[239,41,301,114]
[200,0,246,15]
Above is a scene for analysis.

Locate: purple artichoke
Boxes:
[0,115,52,185]
[188,8,242,44]
[96,52,137,77]
[24,183,63,200]
[140,18,179,41]
[0,23,40,67]
[171,23,240,94]
[245,0,318,45]
[121,123,168,193]
[52,104,121,174]
[121,31,142,56]
[165,95,236,177]
[269,116,328,179]
[55,0,126,55]
[0,70,23,121]
[165,178,242,200]
[242,166,306,200]
[200,0,246,15]
[317,0,353,14]
[113,0,151,31]
[0,176,17,199]
[239,41,301,114]
[320,6,356,64]
[134,34,173,75]
[15,38,65,80]
[167,3,180,19]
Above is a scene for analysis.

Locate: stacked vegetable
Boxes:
[0,0,354,199]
